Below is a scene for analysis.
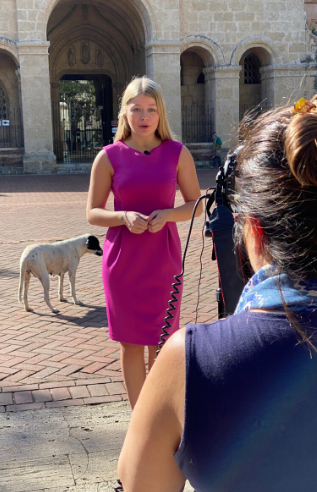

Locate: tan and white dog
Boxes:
[18,234,103,313]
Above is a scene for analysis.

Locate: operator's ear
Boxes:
[247,217,265,255]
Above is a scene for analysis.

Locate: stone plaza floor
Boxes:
[0,170,219,413]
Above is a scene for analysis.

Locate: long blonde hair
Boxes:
[114,76,175,142]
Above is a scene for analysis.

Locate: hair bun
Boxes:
[285,105,317,187]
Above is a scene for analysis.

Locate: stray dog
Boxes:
[18,234,103,313]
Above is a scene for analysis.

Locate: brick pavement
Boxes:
[0,170,219,412]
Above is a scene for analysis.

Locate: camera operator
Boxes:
[117,97,317,491]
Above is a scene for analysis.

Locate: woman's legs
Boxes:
[120,343,159,409]
[120,342,146,409]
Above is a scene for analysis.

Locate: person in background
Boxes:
[117,96,317,491]
[86,76,202,410]
[211,130,222,168]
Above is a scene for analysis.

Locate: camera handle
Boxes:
[207,203,245,317]
[205,164,245,317]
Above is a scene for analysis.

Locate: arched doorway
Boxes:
[47,0,146,163]
[239,48,272,120]
[180,48,214,143]
[54,74,113,163]
[0,50,23,150]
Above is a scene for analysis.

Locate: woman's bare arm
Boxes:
[118,328,187,492]
[86,150,148,233]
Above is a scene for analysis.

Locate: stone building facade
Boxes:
[0,0,317,173]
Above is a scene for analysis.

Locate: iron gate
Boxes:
[0,109,24,149]
[181,105,214,143]
[53,101,106,164]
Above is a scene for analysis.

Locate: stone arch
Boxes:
[230,36,282,67]
[46,0,154,163]
[0,38,19,67]
[238,45,274,120]
[0,43,23,149]
[49,26,131,86]
[180,40,218,143]
[44,0,154,44]
[180,35,225,66]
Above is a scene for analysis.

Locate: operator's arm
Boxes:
[118,329,187,492]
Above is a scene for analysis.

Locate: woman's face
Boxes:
[125,94,160,138]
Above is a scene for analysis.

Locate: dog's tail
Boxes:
[18,257,27,304]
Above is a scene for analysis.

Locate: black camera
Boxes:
[204,146,244,317]
[205,146,241,238]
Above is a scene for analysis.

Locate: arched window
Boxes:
[197,72,205,84]
[0,84,7,119]
[244,54,261,84]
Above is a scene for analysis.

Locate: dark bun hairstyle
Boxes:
[285,110,317,187]
[235,97,317,282]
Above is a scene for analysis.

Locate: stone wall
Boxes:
[0,0,18,40]
[0,0,316,173]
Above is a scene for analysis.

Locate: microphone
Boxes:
[144,150,150,155]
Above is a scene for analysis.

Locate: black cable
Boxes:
[115,192,213,492]
[156,192,213,356]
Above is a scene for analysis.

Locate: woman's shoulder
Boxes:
[161,139,184,161]
[103,141,123,153]
[185,311,297,371]
[102,141,126,164]
[162,139,183,151]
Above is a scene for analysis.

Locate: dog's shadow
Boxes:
[0,268,20,279]
[31,303,108,328]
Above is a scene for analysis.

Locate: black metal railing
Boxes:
[52,101,108,164]
[0,109,24,148]
[181,105,214,143]
[53,125,104,164]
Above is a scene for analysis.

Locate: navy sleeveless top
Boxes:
[174,311,317,492]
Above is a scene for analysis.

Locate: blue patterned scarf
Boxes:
[234,264,317,314]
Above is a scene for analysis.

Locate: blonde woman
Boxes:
[86,76,202,409]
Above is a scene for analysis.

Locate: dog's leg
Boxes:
[68,269,82,305]
[40,272,59,313]
[23,272,33,312]
[59,273,67,302]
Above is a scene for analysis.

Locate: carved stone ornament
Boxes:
[81,42,90,64]
[96,48,104,67]
[82,4,88,20]
[68,46,76,67]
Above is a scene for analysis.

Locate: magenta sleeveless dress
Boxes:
[102,140,183,346]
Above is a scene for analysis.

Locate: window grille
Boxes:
[244,55,261,84]
[0,85,7,119]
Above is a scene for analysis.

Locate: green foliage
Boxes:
[59,80,99,125]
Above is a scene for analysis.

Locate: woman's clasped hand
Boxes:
[123,209,169,234]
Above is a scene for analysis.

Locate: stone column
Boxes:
[204,65,241,147]
[17,40,56,174]
[259,66,275,110]
[51,82,62,162]
[14,67,23,127]
[145,41,182,139]
[272,64,317,107]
